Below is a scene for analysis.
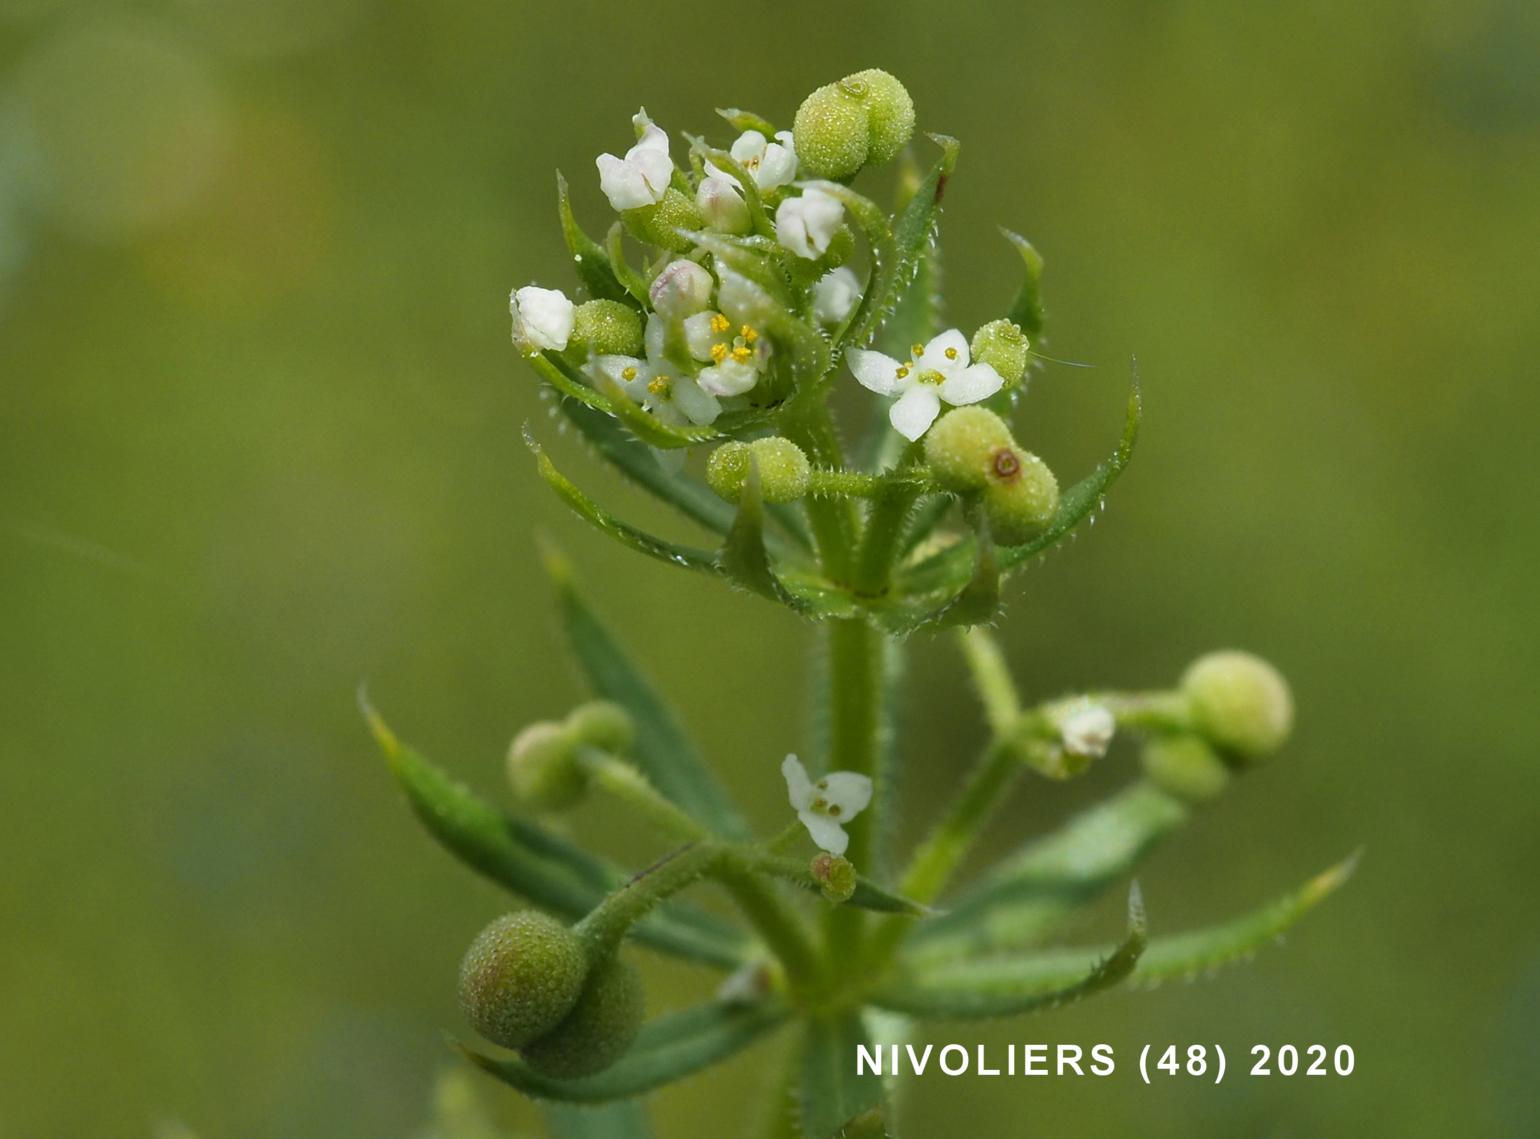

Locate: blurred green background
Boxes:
[2,0,1536,1135]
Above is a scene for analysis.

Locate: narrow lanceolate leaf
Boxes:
[558,172,630,305]
[799,1013,885,1139]
[716,106,777,135]
[999,228,1046,341]
[543,548,754,842]
[363,702,749,967]
[896,368,1142,599]
[738,851,934,916]
[552,396,742,540]
[718,463,807,612]
[604,221,651,306]
[544,1101,654,1139]
[905,780,1190,960]
[689,138,774,237]
[1131,853,1359,985]
[457,1001,787,1103]
[526,430,721,575]
[896,516,1000,633]
[837,133,960,358]
[872,886,1148,1019]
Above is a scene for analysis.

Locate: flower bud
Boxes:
[1181,651,1293,762]
[458,912,588,1049]
[707,438,811,504]
[649,259,714,320]
[565,700,635,755]
[970,319,1030,389]
[843,69,915,166]
[570,300,643,357]
[923,407,1016,491]
[621,187,702,252]
[792,69,915,180]
[520,955,645,1079]
[510,286,575,354]
[982,449,1059,545]
[1141,734,1231,802]
[812,266,860,326]
[696,175,751,235]
[811,852,856,904]
[507,721,587,811]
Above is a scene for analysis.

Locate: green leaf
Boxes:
[558,172,630,305]
[737,851,934,916]
[716,107,777,135]
[895,368,1142,598]
[363,700,749,967]
[544,1102,654,1139]
[999,227,1046,341]
[837,134,960,357]
[526,430,722,575]
[889,513,1000,634]
[718,461,807,613]
[543,548,754,842]
[604,222,652,307]
[872,886,1148,1019]
[803,180,891,250]
[905,780,1190,961]
[799,1014,885,1139]
[688,136,774,237]
[1132,852,1358,985]
[457,1000,787,1103]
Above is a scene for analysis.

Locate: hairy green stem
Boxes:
[575,842,722,960]
[714,865,824,985]
[579,748,708,843]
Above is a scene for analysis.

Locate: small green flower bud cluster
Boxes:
[570,300,643,357]
[793,69,915,180]
[707,437,812,503]
[1140,734,1230,802]
[923,408,1060,545]
[458,912,645,1078]
[622,187,702,252]
[507,700,635,811]
[970,319,1031,389]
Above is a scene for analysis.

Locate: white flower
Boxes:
[782,754,872,856]
[696,175,752,234]
[774,187,843,260]
[811,266,860,326]
[588,313,721,426]
[510,285,575,353]
[708,129,798,192]
[1060,701,1116,759]
[596,110,673,211]
[649,259,715,320]
[847,329,1005,441]
[682,306,770,397]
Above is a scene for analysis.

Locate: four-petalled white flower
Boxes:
[683,305,770,397]
[775,187,843,260]
[510,285,575,353]
[588,313,721,426]
[847,329,1005,440]
[782,754,872,856]
[596,110,674,211]
[1060,701,1116,759]
[709,129,799,193]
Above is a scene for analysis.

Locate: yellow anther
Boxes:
[741,325,758,343]
[621,366,638,381]
[895,365,910,379]
[710,343,728,363]
[710,313,731,334]
[731,345,752,363]
[912,343,925,357]
[945,346,959,360]
[919,369,945,385]
[647,375,671,396]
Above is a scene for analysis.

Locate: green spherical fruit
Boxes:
[566,700,634,755]
[793,83,870,180]
[1181,651,1294,762]
[1141,735,1231,802]
[924,407,1016,491]
[845,68,915,165]
[982,449,1059,544]
[458,912,588,1049]
[970,319,1030,389]
[706,441,752,502]
[571,300,643,357]
[506,721,587,810]
[521,955,645,1079]
[621,188,702,252]
[707,438,811,503]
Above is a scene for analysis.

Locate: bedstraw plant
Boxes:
[368,68,1353,1139]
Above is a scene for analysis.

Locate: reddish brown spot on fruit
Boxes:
[992,448,1021,482]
